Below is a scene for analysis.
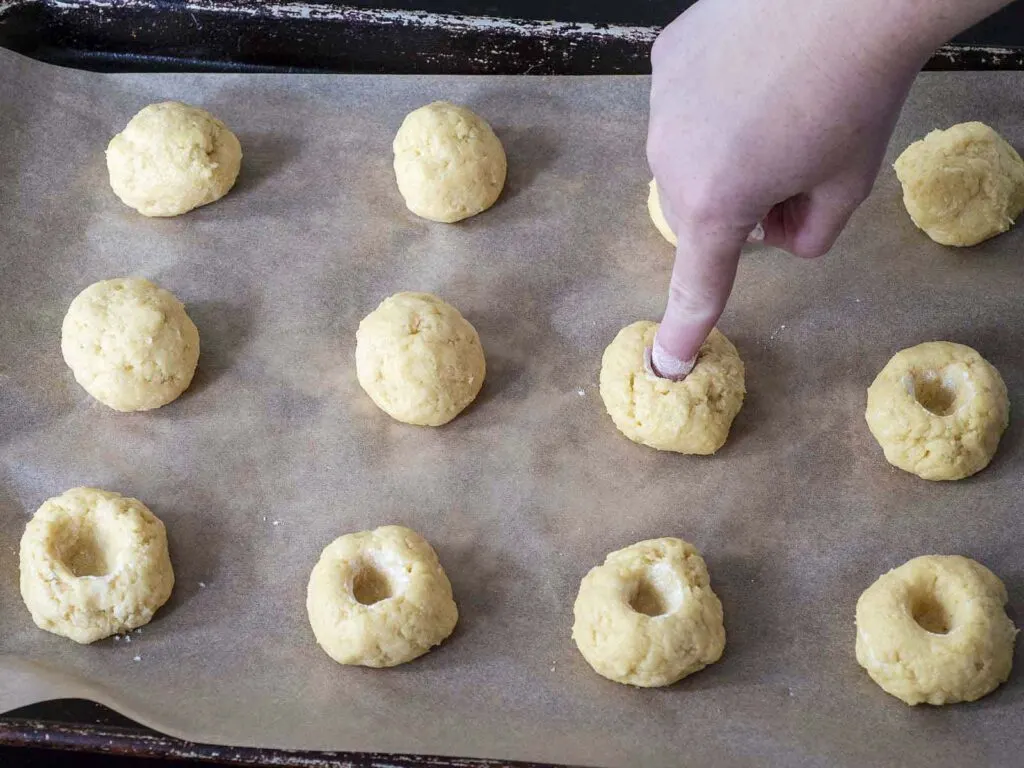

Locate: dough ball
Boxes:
[20,487,174,644]
[356,291,485,426]
[572,537,725,687]
[647,179,677,246]
[393,101,507,223]
[307,525,458,667]
[61,277,200,412]
[599,321,745,454]
[894,121,1024,246]
[865,341,1008,480]
[856,555,1016,705]
[106,101,242,217]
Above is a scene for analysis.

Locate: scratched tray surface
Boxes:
[2,0,1024,73]
[2,48,1024,768]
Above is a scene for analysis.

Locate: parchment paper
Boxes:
[1,46,1023,768]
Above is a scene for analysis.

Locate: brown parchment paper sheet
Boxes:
[1,47,1023,768]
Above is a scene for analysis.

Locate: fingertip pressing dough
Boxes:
[856,555,1017,705]
[894,121,1024,246]
[865,341,1008,481]
[19,487,174,644]
[647,179,678,246]
[572,537,725,687]
[106,101,243,217]
[393,101,507,223]
[61,277,200,412]
[599,321,745,454]
[306,525,458,667]
[355,291,485,426]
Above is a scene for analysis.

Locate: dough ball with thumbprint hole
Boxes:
[61,277,200,412]
[865,341,1008,480]
[572,537,725,687]
[599,321,745,454]
[106,101,242,217]
[306,525,458,667]
[19,487,174,644]
[355,291,485,426]
[393,101,507,223]
[894,121,1024,246]
[855,555,1016,705]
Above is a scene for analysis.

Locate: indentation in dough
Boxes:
[911,371,959,416]
[910,588,952,635]
[629,564,683,618]
[61,524,112,578]
[352,561,393,605]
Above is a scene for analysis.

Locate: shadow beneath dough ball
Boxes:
[183,298,258,400]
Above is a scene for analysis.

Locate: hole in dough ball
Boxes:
[59,524,113,578]
[910,589,952,634]
[352,563,393,605]
[628,564,683,618]
[912,372,959,416]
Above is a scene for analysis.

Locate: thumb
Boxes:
[761,181,867,259]
[653,218,747,376]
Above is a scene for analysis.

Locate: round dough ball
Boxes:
[393,101,507,223]
[61,278,200,412]
[106,101,242,217]
[356,291,485,426]
[572,537,725,687]
[865,341,1008,481]
[20,487,174,644]
[894,121,1024,246]
[599,321,745,454]
[856,555,1016,705]
[647,179,677,246]
[306,525,458,667]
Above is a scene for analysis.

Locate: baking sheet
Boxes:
[1,46,1023,768]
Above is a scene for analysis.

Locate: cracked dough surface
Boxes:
[306,525,458,667]
[856,555,1016,705]
[894,121,1024,246]
[647,179,677,246]
[19,487,174,644]
[106,101,242,218]
[865,341,1008,481]
[572,537,725,687]
[393,101,507,223]
[356,291,485,426]
[61,277,200,412]
[599,321,745,454]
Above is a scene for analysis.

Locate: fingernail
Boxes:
[647,339,696,381]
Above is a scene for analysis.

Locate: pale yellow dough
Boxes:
[356,291,485,426]
[894,121,1024,246]
[865,341,1008,481]
[856,555,1016,705]
[572,537,725,687]
[61,277,200,412]
[647,179,677,246]
[19,487,174,644]
[599,321,745,454]
[306,525,458,667]
[106,101,242,217]
[393,101,507,223]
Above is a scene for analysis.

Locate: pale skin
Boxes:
[648,0,1015,378]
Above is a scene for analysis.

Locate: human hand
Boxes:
[646,0,1007,376]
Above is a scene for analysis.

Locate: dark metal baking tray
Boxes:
[2,0,1024,74]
